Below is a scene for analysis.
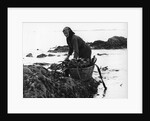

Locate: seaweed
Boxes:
[23,62,100,98]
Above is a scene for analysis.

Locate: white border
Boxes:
[8,8,142,113]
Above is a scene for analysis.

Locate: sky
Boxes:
[23,22,127,53]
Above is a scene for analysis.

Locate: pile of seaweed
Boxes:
[23,61,100,98]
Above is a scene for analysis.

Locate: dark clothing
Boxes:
[67,34,91,60]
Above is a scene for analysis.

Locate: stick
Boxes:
[95,64,107,90]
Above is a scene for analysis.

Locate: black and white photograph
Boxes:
[23,22,128,98]
[8,8,142,113]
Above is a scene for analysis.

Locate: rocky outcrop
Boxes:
[26,53,33,57]
[90,40,108,49]
[97,53,108,56]
[48,45,69,53]
[37,53,47,58]
[23,64,100,98]
[47,54,55,57]
[88,36,127,49]
[46,36,127,53]
[33,63,50,66]
[107,36,127,49]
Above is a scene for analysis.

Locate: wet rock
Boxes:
[88,36,127,49]
[47,45,69,53]
[23,64,100,98]
[110,69,119,72]
[90,40,108,49]
[102,66,108,71]
[23,66,33,74]
[49,63,61,70]
[37,53,47,58]
[97,53,108,56]
[48,54,55,57]
[47,50,57,53]
[107,36,127,49]
[33,62,50,66]
[26,53,33,57]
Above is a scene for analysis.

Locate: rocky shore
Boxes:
[47,36,127,53]
[87,36,127,49]
[25,36,127,58]
[23,36,126,98]
[47,45,69,53]
[23,64,100,98]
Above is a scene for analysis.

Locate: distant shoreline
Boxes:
[47,36,127,53]
[24,36,127,57]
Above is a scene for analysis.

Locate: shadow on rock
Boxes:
[23,65,100,98]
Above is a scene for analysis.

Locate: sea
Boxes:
[23,49,128,98]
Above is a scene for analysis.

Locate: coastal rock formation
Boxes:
[48,45,69,53]
[97,53,108,56]
[33,62,50,66]
[90,40,108,49]
[107,36,127,49]
[23,65,100,98]
[26,53,33,57]
[37,53,47,58]
[89,36,127,49]
[47,54,55,57]
[46,36,127,53]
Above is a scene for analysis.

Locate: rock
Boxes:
[26,53,33,57]
[37,53,47,58]
[33,63,50,66]
[27,65,41,73]
[102,66,108,71]
[23,66,33,74]
[47,45,69,53]
[49,63,61,70]
[48,54,55,57]
[23,64,100,98]
[110,69,119,72]
[90,40,107,49]
[107,36,127,49]
[47,50,57,53]
[88,36,127,49]
[97,53,108,56]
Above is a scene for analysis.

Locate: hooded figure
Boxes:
[63,27,92,61]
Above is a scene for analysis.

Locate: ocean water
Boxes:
[23,49,128,98]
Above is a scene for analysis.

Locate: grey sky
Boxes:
[23,22,127,53]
